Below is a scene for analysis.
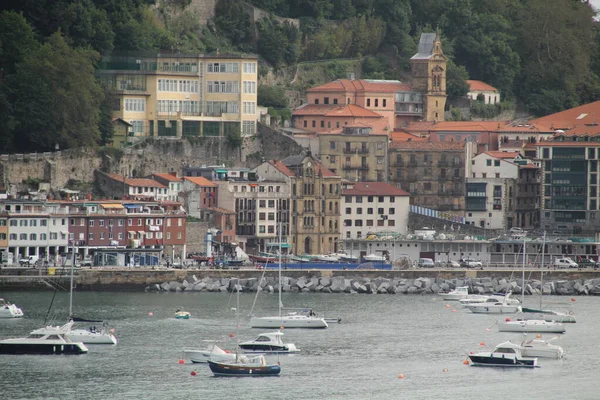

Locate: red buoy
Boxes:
[178,359,185,365]
[191,370,197,376]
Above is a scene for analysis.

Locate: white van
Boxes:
[554,257,578,269]
[418,258,435,268]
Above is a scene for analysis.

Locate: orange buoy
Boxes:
[479,342,485,346]
[463,359,470,365]
[442,368,449,373]
[178,359,185,364]
[397,374,405,379]
[536,333,542,338]
[191,370,197,376]
[452,309,457,312]
[229,333,235,338]
[445,304,451,308]
[225,350,231,353]
[571,298,576,302]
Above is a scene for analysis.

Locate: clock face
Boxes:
[307,162,312,167]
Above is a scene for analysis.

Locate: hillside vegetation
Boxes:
[0,0,599,153]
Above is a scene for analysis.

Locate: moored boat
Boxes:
[183,341,237,363]
[175,310,191,319]
[465,294,520,314]
[0,299,24,319]
[468,346,538,368]
[0,321,88,355]
[441,286,469,301]
[239,331,300,354]
[497,318,566,333]
[208,354,281,377]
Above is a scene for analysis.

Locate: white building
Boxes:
[341,182,410,239]
[466,151,528,229]
[152,173,183,201]
[466,80,500,104]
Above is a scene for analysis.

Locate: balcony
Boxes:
[451,176,463,181]
[343,165,369,170]
[437,160,449,167]
[343,148,369,154]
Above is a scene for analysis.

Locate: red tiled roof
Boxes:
[390,131,427,141]
[107,174,167,188]
[483,151,521,159]
[530,100,600,134]
[519,164,538,169]
[307,79,411,93]
[390,140,466,150]
[428,121,504,131]
[466,80,498,92]
[293,104,383,118]
[183,176,217,187]
[342,182,410,196]
[153,173,182,182]
[314,160,338,178]
[269,160,295,177]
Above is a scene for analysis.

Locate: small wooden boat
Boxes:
[175,310,191,319]
[208,354,281,376]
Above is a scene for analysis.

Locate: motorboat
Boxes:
[497,318,566,333]
[460,294,521,307]
[441,286,469,301]
[334,252,359,262]
[239,331,300,354]
[0,321,88,355]
[183,341,237,363]
[465,294,520,314]
[468,345,538,368]
[175,310,191,319]
[208,354,281,377]
[363,254,387,262]
[520,307,576,323]
[316,254,339,263]
[518,337,565,359]
[0,299,24,318]
[64,320,118,344]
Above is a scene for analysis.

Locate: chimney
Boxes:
[348,72,355,81]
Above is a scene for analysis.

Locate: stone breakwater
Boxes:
[146,275,600,296]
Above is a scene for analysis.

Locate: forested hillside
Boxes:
[0,0,598,153]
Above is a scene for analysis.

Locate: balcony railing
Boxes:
[343,148,369,154]
[343,165,369,170]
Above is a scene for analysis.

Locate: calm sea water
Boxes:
[0,289,598,400]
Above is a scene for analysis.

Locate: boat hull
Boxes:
[497,320,566,333]
[66,330,118,344]
[520,308,576,323]
[183,349,236,363]
[208,360,281,376]
[249,316,328,329]
[0,341,88,355]
[239,344,298,354]
[468,353,538,368]
[466,305,520,314]
[0,305,24,318]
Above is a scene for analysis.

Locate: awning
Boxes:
[215,169,227,173]
[124,204,142,209]
[101,204,124,209]
[266,243,291,249]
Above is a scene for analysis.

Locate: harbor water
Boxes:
[0,290,598,400]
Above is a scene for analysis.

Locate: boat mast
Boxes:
[521,236,526,305]
[540,231,546,309]
[278,221,282,319]
[69,242,75,319]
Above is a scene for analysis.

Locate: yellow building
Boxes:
[96,53,258,146]
[317,126,389,182]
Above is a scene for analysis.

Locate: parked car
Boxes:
[418,258,435,268]
[509,227,525,234]
[440,260,461,268]
[554,257,578,269]
[575,257,598,269]
[19,255,40,267]
[460,258,483,268]
[79,257,93,267]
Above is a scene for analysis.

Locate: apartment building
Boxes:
[180,176,218,218]
[318,126,389,182]
[152,173,183,201]
[254,154,342,255]
[95,171,170,201]
[96,52,259,147]
[341,182,410,240]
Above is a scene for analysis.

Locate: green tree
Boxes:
[0,11,39,75]
[445,60,470,99]
[6,32,104,152]
[258,85,287,108]
[214,0,254,51]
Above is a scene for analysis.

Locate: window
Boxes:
[243,121,256,136]
[20,233,27,240]
[330,141,336,149]
[320,120,324,128]
[389,208,395,214]
[88,233,94,240]
[243,62,256,74]
[40,220,47,226]
[330,155,336,164]
[315,99,319,104]
[486,159,492,166]
[357,208,363,215]
[244,101,256,114]
[207,81,239,93]
[383,99,387,107]
[30,233,36,240]
[125,98,146,112]
[158,79,178,92]
[304,120,307,128]
[207,62,239,73]
[356,196,362,203]
[89,220,94,227]
[367,99,371,107]
[243,81,256,94]
[324,97,329,104]
[355,220,363,226]
[178,80,199,93]
[375,99,379,107]
[494,160,500,167]
[367,208,373,214]
[100,232,105,240]
[99,220,105,227]
[377,157,384,164]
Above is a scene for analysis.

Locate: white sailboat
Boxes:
[250,225,328,329]
[519,232,576,323]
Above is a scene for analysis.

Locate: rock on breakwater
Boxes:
[146,274,600,296]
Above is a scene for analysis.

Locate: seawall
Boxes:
[2,268,600,295]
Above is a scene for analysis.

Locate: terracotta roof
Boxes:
[183,176,218,187]
[307,79,411,93]
[293,104,383,118]
[428,121,503,132]
[153,173,182,182]
[530,100,600,134]
[342,182,410,196]
[390,140,466,150]
[390,131,427,141]
[106,174,167,188]
[315,161,338,178]
[466,80,498,92]
[483,151,521,159]
[519,164,538,169]
[269,160,295,177]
